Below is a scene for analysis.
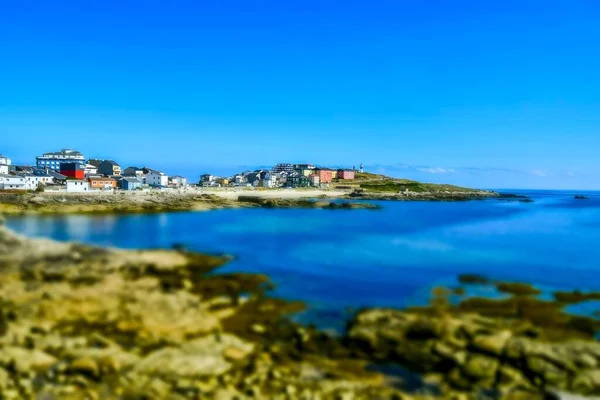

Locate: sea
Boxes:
[5,189,600,331]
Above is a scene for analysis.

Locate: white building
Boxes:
[233,175,247,186]
[21,174,54,190]
[169,175,187,187]
[36,149,86,171]
[262,172,278,188]
[66,180,90,192]
[0,154,11,175]
[84,164,98,175]
[276,171,290,186]
[309,174,320,187]
[143,168,168,187]
[0,174,26,190]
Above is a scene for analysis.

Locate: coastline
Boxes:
[0,188,501,215]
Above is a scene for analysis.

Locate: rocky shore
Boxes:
[1,219,598,399]
[345,189,501,202]
[347,279,600,399]
[0,192,380,215]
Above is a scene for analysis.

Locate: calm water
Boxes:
[6,190,600,330]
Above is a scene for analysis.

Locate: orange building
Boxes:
[316,168,333,183]
[88,177,117,190]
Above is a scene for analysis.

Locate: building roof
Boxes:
[14,165,34,171]
[122,176,141,183]
[89,176,117,181]
[142,167,163,174]
[46,170,67,179]
[40,149,84,157]
[100,160,120,166]
[31,171,53,178]
[246,173,260,182]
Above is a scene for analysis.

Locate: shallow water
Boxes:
[6,190,600,330]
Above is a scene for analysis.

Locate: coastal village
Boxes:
[0,149,363,192]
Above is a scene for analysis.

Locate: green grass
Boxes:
[352,172,476,193]
[359,179,472,193]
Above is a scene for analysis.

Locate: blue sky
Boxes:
[1,1,600,189]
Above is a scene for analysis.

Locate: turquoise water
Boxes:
[6,190,600,330]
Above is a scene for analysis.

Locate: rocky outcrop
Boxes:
[237,196,381,210]
[347,308,600,398]
[346,190,500,202]
[0,222,414,400]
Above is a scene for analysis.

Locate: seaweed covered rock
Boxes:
[0,225,415,400]
[347,297,600,397]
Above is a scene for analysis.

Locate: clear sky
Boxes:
[2,1,600,189]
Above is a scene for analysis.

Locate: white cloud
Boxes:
[416,167,456,174]
[528,169,548,177]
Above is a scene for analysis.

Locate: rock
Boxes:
[497,365,530,390]
[135,333,254,378]
[68,358,100,379]
[571,369,600,395]
[525,356,569,386]
[0,347,56,372]
[462,354,499,380]
[347,306,600,396]
[251,323,267,334]
[213,387,244,400]
[432,341,466,365]
[223,346,249,362]
[285,384,297,396]
[0,368,10,390]
[471,330,512,356]
[63,346,139,372]
[574,353,598,369]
